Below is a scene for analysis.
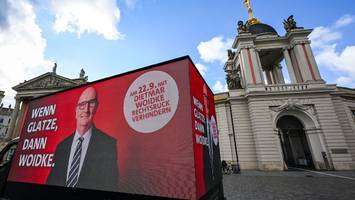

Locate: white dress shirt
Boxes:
[66,127,92,181]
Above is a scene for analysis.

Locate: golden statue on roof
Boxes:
[243,0,260,26]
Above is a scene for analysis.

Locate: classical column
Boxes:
[283,48,297,83]
[12,100,28,138]
[292,43,316,82]
[255,50,265,84]
[7,96,21,139]
[265,70,272,84]
[276,65,285,84]
[269,70,275,84]
[239,47,264,86]
[249,48,264,85]
[304,44,322,80]
[271,65,284,84]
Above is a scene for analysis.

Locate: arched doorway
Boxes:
[277,115,314,169]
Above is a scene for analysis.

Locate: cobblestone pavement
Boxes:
[223,169,355,200]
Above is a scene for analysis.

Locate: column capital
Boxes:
[290,40,311,48]
[282,46,291,51]
[239,44,256,50]
[255,48,262,52]
[14,95,22,101]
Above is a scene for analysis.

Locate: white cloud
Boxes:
[334,15,354,28]
[309,26,342,49]
[310,15,355,87]
[195,63,207,77]
[336,76,354,86]
[212,81,228,93]
[52,0,124,40]
[0,0,51,106]
[197,36,233,64]
[315,45,355,73]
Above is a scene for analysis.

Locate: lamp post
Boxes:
[228,102,240,173]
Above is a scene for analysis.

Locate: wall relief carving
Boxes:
[269,98,316,119]
[20,76,76,90]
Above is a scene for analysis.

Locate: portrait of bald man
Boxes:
[47,87,118,191]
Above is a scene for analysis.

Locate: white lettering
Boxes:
[22,137,47,150]
[27,119,58,133]
[195,120,205,133]
[18,154,54,167]
[31,104,56,119]
[194,108,205,122]
[193,96,203,111]
[19,154,27,166]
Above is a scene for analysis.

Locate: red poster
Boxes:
[189,62,222,199]
[7,56,222,200]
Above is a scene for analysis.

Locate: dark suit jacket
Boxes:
[46,127,118,191]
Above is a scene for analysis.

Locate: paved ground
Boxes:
[223,169,355,200]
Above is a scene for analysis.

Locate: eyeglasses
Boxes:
[77,99,97,110]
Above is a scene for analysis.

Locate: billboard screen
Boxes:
[7,56,222,200]
[189,62,222,198]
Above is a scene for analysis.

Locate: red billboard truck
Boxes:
[4,56,224,200]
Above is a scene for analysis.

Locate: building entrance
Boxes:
[277,115,314,169]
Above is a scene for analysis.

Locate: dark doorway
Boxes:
[277,115,314,169]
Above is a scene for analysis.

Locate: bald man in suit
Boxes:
[47,87,118,191]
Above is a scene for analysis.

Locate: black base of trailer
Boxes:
[3,182,181,200]
[4,181,226,200]
[199,182,225,200]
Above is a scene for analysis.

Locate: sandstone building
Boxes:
[215,13,355,171]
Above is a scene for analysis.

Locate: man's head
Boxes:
[75,87,98,135]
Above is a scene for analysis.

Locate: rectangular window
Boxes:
[0,118,3,124]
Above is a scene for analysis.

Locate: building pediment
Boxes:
[12,72,85,91]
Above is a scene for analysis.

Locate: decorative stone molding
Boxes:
[289,40,311,48]
[269,98,321,134]
[239,44,256,49]
[7,71,88,140]
[20,76,75,90]
[305,128,321,134]
[270,98,315,115]
[282,46,291,51]
[13,72,87,92]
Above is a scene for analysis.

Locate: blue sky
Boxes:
[0,0,354,106]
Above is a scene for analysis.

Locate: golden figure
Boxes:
[243,0,253,19]
[243,0,260,25]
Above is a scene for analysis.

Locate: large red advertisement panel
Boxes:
[8,58,202,199]
[189,62,222,199]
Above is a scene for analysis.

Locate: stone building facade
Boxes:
[0,105,13,138]
[215,16,355,171]
[3,67,87,140]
